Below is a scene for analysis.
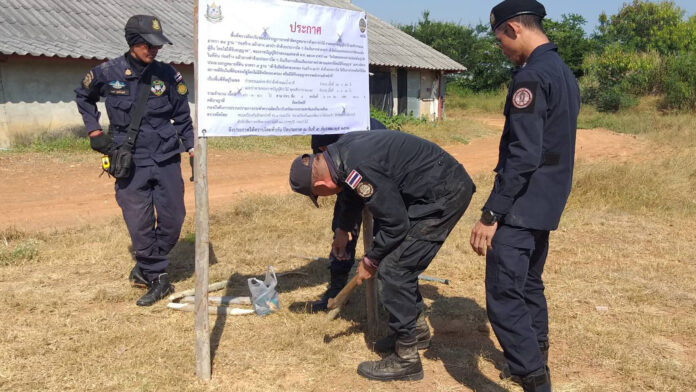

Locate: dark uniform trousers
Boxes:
[486,224,549,376]
[379,165,474,341]
[115,156,185,280]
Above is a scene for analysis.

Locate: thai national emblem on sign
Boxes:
[206,2,223,23]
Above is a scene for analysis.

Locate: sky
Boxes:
[351,0,696,34]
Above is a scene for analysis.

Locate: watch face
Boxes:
[481,210,497,225]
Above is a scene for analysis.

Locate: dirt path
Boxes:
[0,125,645,232]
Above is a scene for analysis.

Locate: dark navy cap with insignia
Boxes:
[490,0,546,31]
[125,15,173,46]
[289,154,319,208]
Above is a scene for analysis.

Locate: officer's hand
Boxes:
[470,221,498,256]
[188,148,194,158]
[356,257,376,286]
[89,130,114,155]
[332,228,352,260]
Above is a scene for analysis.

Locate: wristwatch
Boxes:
[480,209,501,226]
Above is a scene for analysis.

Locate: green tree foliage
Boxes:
[399,11,510,92]
[543,14,592,77]
[396,3,695,112]
[597,0,692,54]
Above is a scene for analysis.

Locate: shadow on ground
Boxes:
[421,285,507,391]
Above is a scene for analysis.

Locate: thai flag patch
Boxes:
[346,170,363,189]
[174,72,183,83]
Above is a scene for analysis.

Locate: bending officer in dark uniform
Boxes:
[308,118,385,313]
[470,1,580,391]
[75,15,194,306]
[289,130,475,381]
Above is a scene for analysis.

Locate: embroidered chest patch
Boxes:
[151,80,166,96]
[345,170,362,189]
[109,81,126,89]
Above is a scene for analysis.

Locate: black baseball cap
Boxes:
[289,154,319,208]
[490,0,546,31]
[125,15,173,46]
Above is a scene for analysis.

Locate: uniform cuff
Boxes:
[85,121,102,135]
[362,256,379,270]
[484,193,514,215]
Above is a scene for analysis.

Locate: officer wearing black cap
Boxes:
[470,1,580,391]
[307,118,385,313]
[289,129,475,381]
[75,15,194,306]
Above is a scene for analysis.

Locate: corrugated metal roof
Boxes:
[0,0,465,71]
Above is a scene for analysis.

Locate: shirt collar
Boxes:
[323,150,338,183]
[524,42,557,67]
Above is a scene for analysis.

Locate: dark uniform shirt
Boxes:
[484,43,580,230]
[326,129,473,262]
[75,54,194,166]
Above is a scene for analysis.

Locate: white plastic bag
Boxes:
[247,266,279,316]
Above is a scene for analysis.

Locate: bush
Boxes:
[660,52,696,111]
[581,44,663,111]
[369,107,427,131]
[596,86,639,112]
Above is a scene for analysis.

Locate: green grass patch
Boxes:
[400,109,493,145]
[0,228,40,267]
[445,87,506,113]
[207,135,311,154]
[11,131,90,153]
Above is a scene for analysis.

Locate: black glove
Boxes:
[90,132,114,155]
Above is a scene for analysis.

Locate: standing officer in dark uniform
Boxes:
[289,130,475,381]
[75,15,194,306]
[470,1,580,391]
[308,118,385,313]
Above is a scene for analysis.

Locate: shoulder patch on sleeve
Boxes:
[177,82,188,95]
[174,72,183,83]
[82,70,94,88]
[355,181,374,198]
[510,81,539,114]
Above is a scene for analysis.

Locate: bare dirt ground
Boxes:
[0,124,645,232]
[2,113,694,392]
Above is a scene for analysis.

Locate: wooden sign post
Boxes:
[193,2,211,381]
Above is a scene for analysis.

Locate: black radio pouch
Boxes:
[106,67,153,179]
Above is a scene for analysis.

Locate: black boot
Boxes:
[500,340,549,382]
[128,265,149,288]
[521,367,551,392]
[310,269,349,312]
[374,312,431,353]
[136,273,174,307]
[357,339,424,381]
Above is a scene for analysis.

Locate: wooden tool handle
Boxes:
[326,274,360,310]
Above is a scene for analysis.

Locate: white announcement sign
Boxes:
[196,0,370,137]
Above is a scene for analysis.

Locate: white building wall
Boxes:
[0,56,194,148]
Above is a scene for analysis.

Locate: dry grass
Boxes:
[2,107,695,391]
